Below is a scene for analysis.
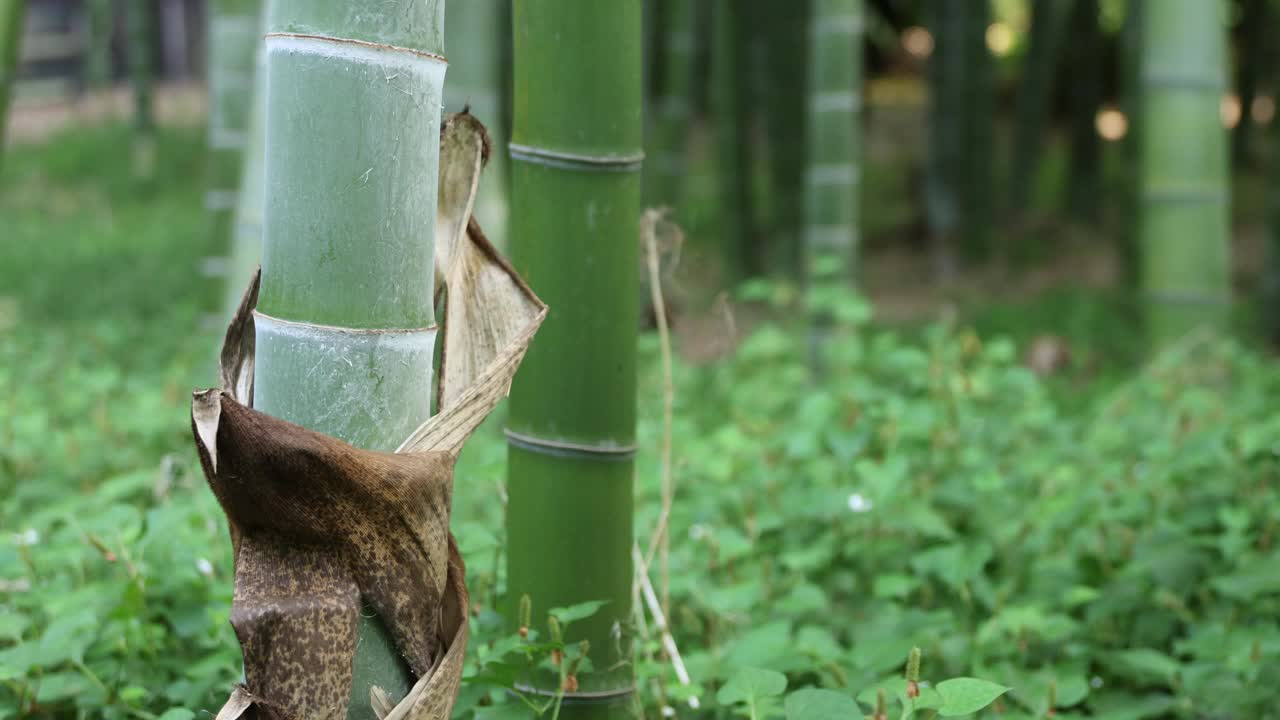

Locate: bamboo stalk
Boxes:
[712,0,753,284]
[84,0,111,90]
[1232,0,1265,167]
[506,1,642,717]
[445,0,508,244]
[223,7,267,318]
[254,0,447,716]
[1008,0,1066,216]
[960,0,994,261]
[206,0,261,256]
[804,0,861,368]
[762,0,810,278]
[125,0,155,177]
[648,0,695,210]
[1119,0,1144,284]
[1140,0,1231,343]
[0,0,25,167]
[1066,0,1102,223]
[925,0,962,268]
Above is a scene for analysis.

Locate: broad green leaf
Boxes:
[784,688,858,720]
[548,600,608,625]
[157,710,197,720]
[717,667,788,706]
[936,678,1010,716]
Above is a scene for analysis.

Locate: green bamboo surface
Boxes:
[925,0,962,256]
[712,0,753,283]
[960,0,993,261]
[206,0,261,256]
[804,0,860,281]
[506,1,641,717]
[444,0,508,245]
[125,0,154,176]
[1140,0,1231,343]
[255,0,446,716]
[648,0,695,210]
[84,0,110,88]
[1120,0,1144,284]
[1232,0,1265,166]
[1066,0,1102,222]
[763,0,810,278]
[223,9,267,318]
[1009,0,1066,215]
[0,0,25,166]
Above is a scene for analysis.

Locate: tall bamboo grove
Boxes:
[207,0,261,255]
[254,0,447,716]
[0,0,26,166]
[125,0,155,177]
[506,2,641,718]
[804,0,861,366]
[1140,0,1230,343]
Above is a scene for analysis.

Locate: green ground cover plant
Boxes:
[3,127,1279,719]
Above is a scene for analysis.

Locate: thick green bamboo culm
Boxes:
[506,2,641,718]
[85,0,111,89]
[444,0,508,244]
[1066,0,1102,222]
[712,0,753,283]
[1140,0,1231,343]
[648,0,695,210]
[254,0,446,716]
[0,0,25,168]
[125,0,155,177]
[960,0,994,261]
[206,0,261,257]
[1009,0,1066,216]
[925,0,963,265]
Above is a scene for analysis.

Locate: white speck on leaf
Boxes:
[197,558,215,577]
[14,528,38,546]
[847,493,872,513]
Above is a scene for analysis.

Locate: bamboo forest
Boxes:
[8,0,1280,717]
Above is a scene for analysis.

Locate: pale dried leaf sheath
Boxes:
[195,114,545,720]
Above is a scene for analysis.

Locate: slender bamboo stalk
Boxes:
[1119,0,1144,284]
[506,1,641,718]
[712,0,753,284]
[1067,0,1102,223]
[0,0,25,167]
[1140,0,1231,343]
[960,0,994,261]
[445,0,508,244]
[125,0,155,177]
[804,0,861,368]
[925,0,964,269]
[206,0,261,256]
[254,0,446,716]
[222,8,266,318]
[648,0,695,210]
[1232,0,1265,167]
[762,0,810,278]
[1009,0,1066,216]
[84,0,111,89]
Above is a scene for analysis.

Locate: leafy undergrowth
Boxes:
[4,128,1280,719]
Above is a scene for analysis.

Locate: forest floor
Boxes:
[3,123,1279,719]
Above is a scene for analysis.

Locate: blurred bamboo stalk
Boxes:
[1009,0,1066,217]
[0,0,25,167]
[1140,0,1231,343]
[1067,0,1102,223]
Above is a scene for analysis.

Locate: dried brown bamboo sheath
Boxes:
[190,114,546,720]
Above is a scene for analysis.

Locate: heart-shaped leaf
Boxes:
[784,688,858,720]
[936,678,1010,716]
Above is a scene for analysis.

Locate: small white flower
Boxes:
[689,524,710,541]
[13,528,38,547]
[847,493,873,513]
[661,706,676,717]
[0,578,31,592]
[196,558,215,577]
[1090,676,1104,689]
